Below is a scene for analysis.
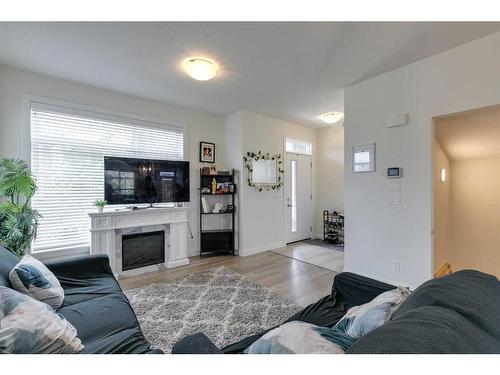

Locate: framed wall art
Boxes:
[200,141,215,163]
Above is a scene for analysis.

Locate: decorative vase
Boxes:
[97,206,104,213]
[211,178,217,194]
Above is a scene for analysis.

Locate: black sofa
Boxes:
[173,269,500,354]
[0,245,161,354]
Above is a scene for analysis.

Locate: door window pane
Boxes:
[291,160,297,233]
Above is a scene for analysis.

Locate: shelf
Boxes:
[201,192,235,196]
[201,174,233,177]
[202,212,234,216]
[200,250,234,256]
[200,169,236,256]
[201,229,234,234]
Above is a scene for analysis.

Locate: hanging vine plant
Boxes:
[243,151,284,192]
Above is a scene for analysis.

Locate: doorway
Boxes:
[433,104,500,279]
[284,143,312,244]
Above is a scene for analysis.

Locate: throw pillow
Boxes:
[244,321,355,354]
[0,286,84,353]
[335,286,411,338]
[9,254,64,310]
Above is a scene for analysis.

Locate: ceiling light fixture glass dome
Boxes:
[183,58,218,81]
[320,112,344,124]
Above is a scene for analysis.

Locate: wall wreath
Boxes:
[243,151,284,191]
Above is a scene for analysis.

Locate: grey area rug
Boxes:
[125,267,302,353]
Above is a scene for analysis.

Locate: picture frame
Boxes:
[243,151,284,191]
[200,141,215,163]
[352,143,375,173]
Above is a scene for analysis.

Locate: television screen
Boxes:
[104,157,190,204]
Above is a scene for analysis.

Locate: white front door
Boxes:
[285,153,312,243]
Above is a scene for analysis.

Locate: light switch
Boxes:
[391,181,401,191]
[389,190,401,205]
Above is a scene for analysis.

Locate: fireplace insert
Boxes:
[122,230,165,271]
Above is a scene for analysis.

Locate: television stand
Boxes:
[115,203,186,211]
[88,205,191,277]
[115,204,152,211]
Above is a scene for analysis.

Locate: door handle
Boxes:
[287,204,293,207]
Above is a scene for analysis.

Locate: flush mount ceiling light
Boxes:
[320,112,344,124]
[183,58,218,81]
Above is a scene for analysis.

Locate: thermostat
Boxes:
[387,167,402,178]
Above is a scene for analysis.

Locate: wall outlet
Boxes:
[392,260,400,271]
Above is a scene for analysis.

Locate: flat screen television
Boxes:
[104,157,190,205]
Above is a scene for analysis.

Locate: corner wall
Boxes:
[432,140,451,273]
[449,158,500,279]
[344,31,500,288]
[0,65,226,258]
[315,125,344,238]
[225,111,318,256]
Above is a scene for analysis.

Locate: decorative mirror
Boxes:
[244,151,283,191]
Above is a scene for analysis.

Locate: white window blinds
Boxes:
[30,102,184,253]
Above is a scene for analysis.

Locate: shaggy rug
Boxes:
[125,267,303,353]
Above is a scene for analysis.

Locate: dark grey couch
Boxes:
[0,244,161,354]
[173,269,500,354]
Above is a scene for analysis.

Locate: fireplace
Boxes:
[122,230,165,271]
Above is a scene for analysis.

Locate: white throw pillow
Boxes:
[0,286,83,353]
[334,287,411,338]
[245,321,354,354]
[9,254,64,310]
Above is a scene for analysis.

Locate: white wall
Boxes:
[0,65,226,258]
[449,158,500,279]
[344,31,500,288]
[224,111,244,251]
[432,140,451,273]
[225,111,318,256]
[315,125,344,238]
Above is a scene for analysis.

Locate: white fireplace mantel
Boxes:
[88,206,190,278]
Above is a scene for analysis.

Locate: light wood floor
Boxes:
[119,251,337,307]
[271,242,344,272]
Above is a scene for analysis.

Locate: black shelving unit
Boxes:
[323,210,344,245]
[199,169,236,256]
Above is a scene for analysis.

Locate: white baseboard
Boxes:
[168,258,190,268]
[118,264,166,279]
[238,242,286,257]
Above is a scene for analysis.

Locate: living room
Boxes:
[1,1,500,373]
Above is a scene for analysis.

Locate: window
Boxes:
[291,160,297,233]
[30,101,184,253]
[285,138,312,156]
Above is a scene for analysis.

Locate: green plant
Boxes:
[0,159,41,257]
[94,199,108,207]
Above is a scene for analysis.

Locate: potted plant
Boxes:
[0,159,41,257]
[94,199,108,213]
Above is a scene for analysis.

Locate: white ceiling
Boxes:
[1,22,500,128]
[435,105,500,161]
